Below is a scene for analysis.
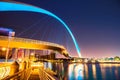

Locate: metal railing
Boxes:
[2,68,32,80]
[39,68,56,80]
[0,63,11,80]
[0,61,57,80]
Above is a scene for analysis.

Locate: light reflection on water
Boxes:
[92,64,96,80]
[68,64,83,80]
[44,62,120,80]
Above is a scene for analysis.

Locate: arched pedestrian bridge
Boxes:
[0,36,69,57]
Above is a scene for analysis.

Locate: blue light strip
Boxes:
[0,27,13,32]
[0,1,81,57]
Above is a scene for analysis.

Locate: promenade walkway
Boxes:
[28,69,40,80]
[1,61,57,80]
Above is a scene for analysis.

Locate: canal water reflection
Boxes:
[44,62,120,80]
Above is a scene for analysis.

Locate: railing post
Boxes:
[14,48,18,61]
[10,61,19,77]
[21,61,27,70]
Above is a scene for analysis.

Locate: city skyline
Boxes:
[0,0,120,58]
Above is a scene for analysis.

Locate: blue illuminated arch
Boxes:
[0,1,81,57]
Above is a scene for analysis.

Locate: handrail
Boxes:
[39,68,56,80]
[44,70,56,80]
[0,63,11,80]
[2,70,23,80]
[2,68,32,80]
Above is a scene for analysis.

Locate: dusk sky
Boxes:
[0,0,120,58]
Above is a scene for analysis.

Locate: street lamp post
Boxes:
[5,31,15,62]
[5,32,11,62]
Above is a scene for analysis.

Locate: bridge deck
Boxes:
[0,36,69,57]
[28,69,40,80]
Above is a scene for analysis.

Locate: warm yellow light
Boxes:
[1,47,7,51]
[92,64,96,79]
[31,62,43,67]
[31,53,34,55]
[18,58,22,62]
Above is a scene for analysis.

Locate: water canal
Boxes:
[44,62,120,80]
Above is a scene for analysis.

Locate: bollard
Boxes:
[19,61,27,80]
[10,61,19,76]
[28,61,31,68]
[25,61,28,69]
[21,61,27,70]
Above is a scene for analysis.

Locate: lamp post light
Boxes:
[1,47,7,51]
[0,27,15,62]
[5,31,15,62]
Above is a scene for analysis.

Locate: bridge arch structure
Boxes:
[0,1,81,57]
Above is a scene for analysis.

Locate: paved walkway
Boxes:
[28,69,40,80]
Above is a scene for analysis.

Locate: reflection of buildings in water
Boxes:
[100,64,120,80]
[44,62,52,70]
[114,64,119,79]
[57,63,65,79]
[68,64,75,80]
[100,64,114,80]
[84,64,88,79]
[100,64,106,79]
[92,64,96,80]
[68,64,84,80]
[74,64,84,80]
[114,64,120,80]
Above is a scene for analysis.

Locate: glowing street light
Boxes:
[1,47,7,51]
